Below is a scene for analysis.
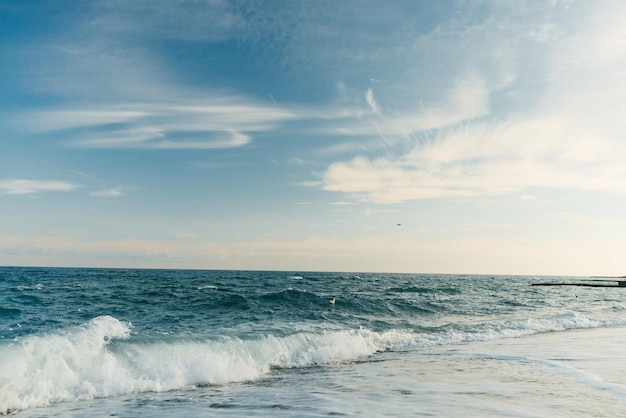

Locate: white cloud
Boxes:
[322,117,626,203]
[312,74,492,149]
[365,88,380,114]
[562,4,626,69]
[91,188,123,197]
[76,129,251,150]
[152,131,252,150]
[318,2,626,204]
[12,2,501,157]
[380,75,491,135]
[0,179,79,195]
[29,98,295,150]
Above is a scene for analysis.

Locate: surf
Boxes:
[0,316,414,414]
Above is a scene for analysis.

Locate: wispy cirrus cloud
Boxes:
[0,179,80,195]
[91,187,123,197]
[319,2,626,204]
[376,75,491,134]
[303,73,494,161]
[11,1,499,157]
[8,2,299,152]
[364,88,381,115]
[26,97,295,150]
[322,114,626,203]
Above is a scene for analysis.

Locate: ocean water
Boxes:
[2,267,626,417]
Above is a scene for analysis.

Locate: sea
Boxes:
[2,267,626,417]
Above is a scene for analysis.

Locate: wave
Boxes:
[408,312,620,349]
[0,316,130,414]
[1,312,622,414]
[0,316,413,414]
[260,288,320,308]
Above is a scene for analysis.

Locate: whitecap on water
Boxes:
[197,285,218,290]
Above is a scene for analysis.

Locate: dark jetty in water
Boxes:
[532,276,626,287]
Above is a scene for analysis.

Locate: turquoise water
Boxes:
[2,267,626,416]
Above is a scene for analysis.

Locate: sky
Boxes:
[1,0,626,276]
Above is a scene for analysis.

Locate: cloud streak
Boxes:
[27,98,296,150]
[322,115,626,203]
[0,179,80,195]
[91,187,123,197]
[365,88,380,115]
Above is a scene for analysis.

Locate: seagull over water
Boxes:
[329,298,336,305]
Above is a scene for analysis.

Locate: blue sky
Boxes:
[1,0,626,275]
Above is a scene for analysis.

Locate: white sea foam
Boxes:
[0,315,131,413]
[0,312,619,414]
[197,285,218,290]
[15,283,44,291]
[408,312,618,349]
[0,317,414,414]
